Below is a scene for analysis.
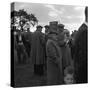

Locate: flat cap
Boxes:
[36,25,43,28]
[49,21,58,26]
[44,25,49,28]
[58,24,64,28]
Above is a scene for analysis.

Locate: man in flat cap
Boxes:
[57,24,72,72]
[57,24,64,33]
[58,24,64,28]
[36,25,43,30]
[74,6,88,83]
[45,25,49,35]
[30,25,45,76]
[44,25,50,42]
[44,25,50,72]
[57,24,65,46]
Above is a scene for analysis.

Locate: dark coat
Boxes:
[74,23,88,83]
[58,31,72,69]
[30,30,45,65]
[60,45,72,69]
[46,39,63,85]
[22,31,32,56]
[22,31,32,44]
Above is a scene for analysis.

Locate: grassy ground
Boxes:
[13,57,74,87]
[14,58,47,87]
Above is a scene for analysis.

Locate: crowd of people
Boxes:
[12,7,88,85]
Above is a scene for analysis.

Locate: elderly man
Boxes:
[57,24,72,70]
[30,25,45,76]
[46,21,63,85]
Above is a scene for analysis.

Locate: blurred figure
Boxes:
[45,25,50,35]
[57,24,72,69]
[16,30,27,64]
[11,26,18,63]
[74,7,88,83]
[70,30,78,59]
[44,25,50,42]
[30,25,45,76]
[64,66,74,84]
[44,25,50,72]
[22,28,32,58]
[64,29,70,44]
[46,21,63,85]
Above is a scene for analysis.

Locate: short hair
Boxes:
[64,66,74,76]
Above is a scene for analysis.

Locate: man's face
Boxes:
[38,27,42,32]
[64,74,74,84]
[58,27,63,33]
[45,28,49,33]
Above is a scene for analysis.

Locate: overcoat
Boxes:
[30,30,45,65]
[60,45,72,69]
[46,39,63,85]
[58,31,72,69]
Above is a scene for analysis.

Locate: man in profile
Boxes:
[74,7,88,83]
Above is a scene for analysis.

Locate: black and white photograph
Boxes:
[11,2,88,87]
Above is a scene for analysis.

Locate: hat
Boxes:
[36,25,43,28]
[49,21,58,26]
[49,21,58,34]
[58,24,64,28]
[63,29,70,35]
[44,25,49,28]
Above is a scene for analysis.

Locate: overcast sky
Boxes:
[14,2,85,33]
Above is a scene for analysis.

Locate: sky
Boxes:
[14,2,85,33]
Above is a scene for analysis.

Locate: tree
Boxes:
[11,9,38,31]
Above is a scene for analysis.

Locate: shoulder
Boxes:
[78,23,87,33]
[75,23,87,40]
